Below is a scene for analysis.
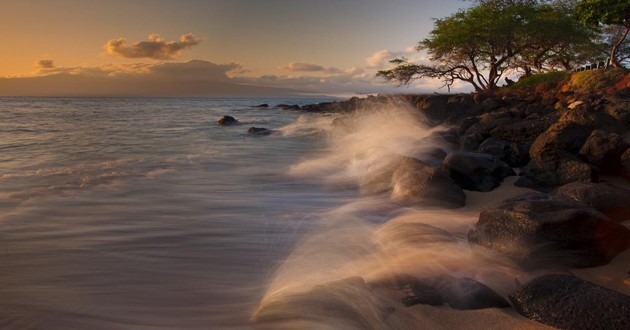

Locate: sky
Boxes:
[0,0,472,96]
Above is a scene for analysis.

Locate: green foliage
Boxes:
[576,0,630,67]
[576,0,630,27]
[511,71,571,89]
[378,0,598,92]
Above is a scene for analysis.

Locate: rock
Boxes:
[424,275,510,310]
[516,152,595,190]
[489,112,559,143]
[247,127,275,136]
[301,102,334,112]
[276,103,300,110]
[476,137,511,159]
[477,138,530,167]
[579,130,628,174]
[400,281,444,307]
[460,132,487,151]
[468,193,630,268]
[554,182,630,222]
[567,100,584,109]
[390,156,466,208]
[442,152,515,192]
[377,274,509,310]
[217,115,239,126]
[510,274,630,330]
[252,103,269,108]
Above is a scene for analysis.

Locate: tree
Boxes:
[514,2,599,74]
[576,0,630,68]
[378,1,597,92]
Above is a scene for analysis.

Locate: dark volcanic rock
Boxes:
[425,275,510,310]
[460,132,487,151]
[489,113,559,143]
[554,182,630,222]
[468,193,630,268]
[510,274,630,330]
[217,115,239,126]
[516,151,595,190]
[380,274,509,310]
[390,156,466,208]
[276,103,300,110]
[477,138,530,167]
[252,103,269,108]
[442,152,515,192]
[247,127,275,136]
[579,130,628,174]
[401,283,443,307]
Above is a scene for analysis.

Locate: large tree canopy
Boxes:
[576,0,630,67]
[378,1,596,92]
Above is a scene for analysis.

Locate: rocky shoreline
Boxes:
[250,71,630,329]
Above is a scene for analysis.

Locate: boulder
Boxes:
[516,151,595,190]
[390,156,466,208]
[554,182,630,222]
[579,130,628,174]
[489,112,559,143]
[442,152,515,192]
[468,193,630,268]
[217,115,239,126]
[476,138,530,167]
[510,274,630,330]
[247,127,275,136]
[252,103,269,108]
[380,274,509,310]
[460,132,487,151]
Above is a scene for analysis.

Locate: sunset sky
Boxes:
[0,0,471,96]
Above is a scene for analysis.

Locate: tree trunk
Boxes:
[609,25,630,68]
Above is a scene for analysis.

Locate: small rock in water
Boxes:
[247,127,274,136]
[251,103,269,108]
[217,115,239,126]
[276,103,300,110]
[510,274,630,330]
[373,273,509,310]
[422,275,510,310]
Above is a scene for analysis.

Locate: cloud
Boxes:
[35,59,55,69]
[281,61,343,74]
[0,60,299,97]
[105,33,203,60]
[365,47,420,69]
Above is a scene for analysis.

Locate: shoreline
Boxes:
[253,70,630,329]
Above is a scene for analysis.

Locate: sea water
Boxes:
[0,97,535,329]
[0,97,352,329]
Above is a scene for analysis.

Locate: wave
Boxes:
[253,100,529,329]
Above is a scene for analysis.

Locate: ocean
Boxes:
[0,96,561,329]
[0,97,359,329]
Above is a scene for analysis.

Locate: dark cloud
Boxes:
[282,61,343,74]
[36,59,55,69]
[105,33,202,60]
[283,61,325,72]
[0,60,298,96]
